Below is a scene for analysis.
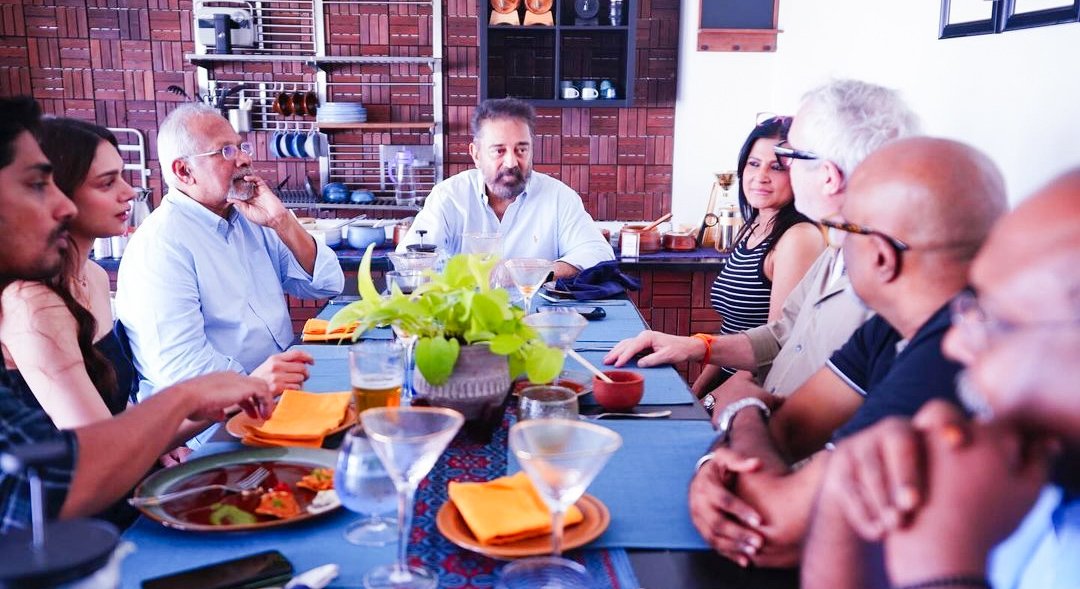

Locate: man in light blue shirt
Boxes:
[116,103,344,408]
[398,98,613,278]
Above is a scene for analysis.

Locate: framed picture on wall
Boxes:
[939,0,1004,38]
[1002,0,1080,30]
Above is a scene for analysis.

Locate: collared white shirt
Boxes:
[398,169,614,270]
[990,485,1080,589]
[116,190,344,401]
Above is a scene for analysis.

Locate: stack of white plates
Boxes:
[317,102,367,123]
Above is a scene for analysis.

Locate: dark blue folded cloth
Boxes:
[554,261,640,300]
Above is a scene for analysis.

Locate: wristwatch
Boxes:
[715,397,771,445]
[702,393,716,412]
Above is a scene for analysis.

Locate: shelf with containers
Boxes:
[480,0,636,107]
[186,0,443,213]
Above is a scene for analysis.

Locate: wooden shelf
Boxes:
[186,54,440,71]
[316,122,436,131]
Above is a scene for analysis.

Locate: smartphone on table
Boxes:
[142,550,293,589]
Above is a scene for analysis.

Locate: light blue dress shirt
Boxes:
[116,191,344,402]
[989,485,1080,589]
[397,169,614,270]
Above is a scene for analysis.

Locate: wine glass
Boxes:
[518,385,579,421]
[335,425,398,546]
[350,341,405,413]
[461,231,503,259]
[500,419,622,588]
[505,258,555,313]
[360,407,465,589]
[386,270,430,402]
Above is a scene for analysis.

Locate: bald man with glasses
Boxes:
[116,104,343,447]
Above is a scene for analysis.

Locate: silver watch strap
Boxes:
[716,397,771,445]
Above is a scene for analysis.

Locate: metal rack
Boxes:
[207,79,319,132]
[188,0,444,212]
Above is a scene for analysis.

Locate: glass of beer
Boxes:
[349,341,405,415]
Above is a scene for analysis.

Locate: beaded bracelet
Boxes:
[691,333,715,365]
[893,575,991,589]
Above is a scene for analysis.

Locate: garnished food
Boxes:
[208,503,257,526]
[297,467,334,492]
[255,489,302,519]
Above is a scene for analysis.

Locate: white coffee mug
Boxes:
[562,86,580,99]
[581,86,599,101]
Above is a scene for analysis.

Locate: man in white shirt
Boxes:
[116,103,344,413]
[398,98,613,278]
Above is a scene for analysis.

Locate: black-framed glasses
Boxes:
[773,140,819,168]
[188,142,253,161]
[818,217,910,254]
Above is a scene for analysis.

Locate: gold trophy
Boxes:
[523,0,554,26]
[490,0,521,25]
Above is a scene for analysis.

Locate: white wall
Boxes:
[670,0,1080,226]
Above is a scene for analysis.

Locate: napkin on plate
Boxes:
[243,390,351,448]
[553,261,640,300]
[301,318,359,342]
[447,472,584,545]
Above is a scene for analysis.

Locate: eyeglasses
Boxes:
[755,112,793,128]
[949,289,1080,352]
[773,140,819,168]
[187,142,253,161]
[818,217,910,255]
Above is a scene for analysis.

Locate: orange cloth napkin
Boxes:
[242,390,351,448]
[301,318,359,342]
[448,472,585,545]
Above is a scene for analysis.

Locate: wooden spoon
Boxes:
[639,212,673,233]
[567,349,614,383]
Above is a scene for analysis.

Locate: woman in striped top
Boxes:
[693,116,825,396]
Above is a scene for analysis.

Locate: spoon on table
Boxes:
[639,212,673,233]
[587,410,672,419]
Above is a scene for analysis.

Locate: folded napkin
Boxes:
[242,390,351,448]
[301,318,359,342]
[448,472,584,545]
[554,261,641,301]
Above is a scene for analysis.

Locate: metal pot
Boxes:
[346,223,385,250]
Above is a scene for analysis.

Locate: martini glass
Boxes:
[360,407,465,589]
[505,258,555,313]
[523,308,605,381]
[501,419,622,588]
[386,251,438,273]
[386,270,430,402]
[461,231,503,259]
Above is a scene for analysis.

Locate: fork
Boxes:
[129,466,270,508]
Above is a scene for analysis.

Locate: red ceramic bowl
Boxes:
[592,370,644,412]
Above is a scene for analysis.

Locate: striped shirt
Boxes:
[711,234,774,374]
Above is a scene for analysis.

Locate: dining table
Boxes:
[119,293,798,589]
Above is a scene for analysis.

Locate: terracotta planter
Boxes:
[413,344,511,420]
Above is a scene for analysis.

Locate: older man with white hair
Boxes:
[117,104,343,443]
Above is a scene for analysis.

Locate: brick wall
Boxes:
[0,0,678,219]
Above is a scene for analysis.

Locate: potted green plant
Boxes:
[327,245,564,417]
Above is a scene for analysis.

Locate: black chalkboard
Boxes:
[700,0,775,30]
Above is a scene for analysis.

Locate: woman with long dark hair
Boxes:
[692,115,825,396]
[0,118,137,426]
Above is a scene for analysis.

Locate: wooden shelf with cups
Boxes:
[186,0,444,213]
[480,0,637,107]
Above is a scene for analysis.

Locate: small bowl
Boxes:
[350,189,375,204]
[592,370,644,412]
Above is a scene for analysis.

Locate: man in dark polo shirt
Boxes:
[0,97,276,532]
[687,137,1007,567]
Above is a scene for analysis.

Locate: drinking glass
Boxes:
[518,385,578,421]
[349,341,405,413]
[335,425,398,546]
[360,406,465,589]
[504,258,555,313]
[501,419,622,588]
[386,270,430,402]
